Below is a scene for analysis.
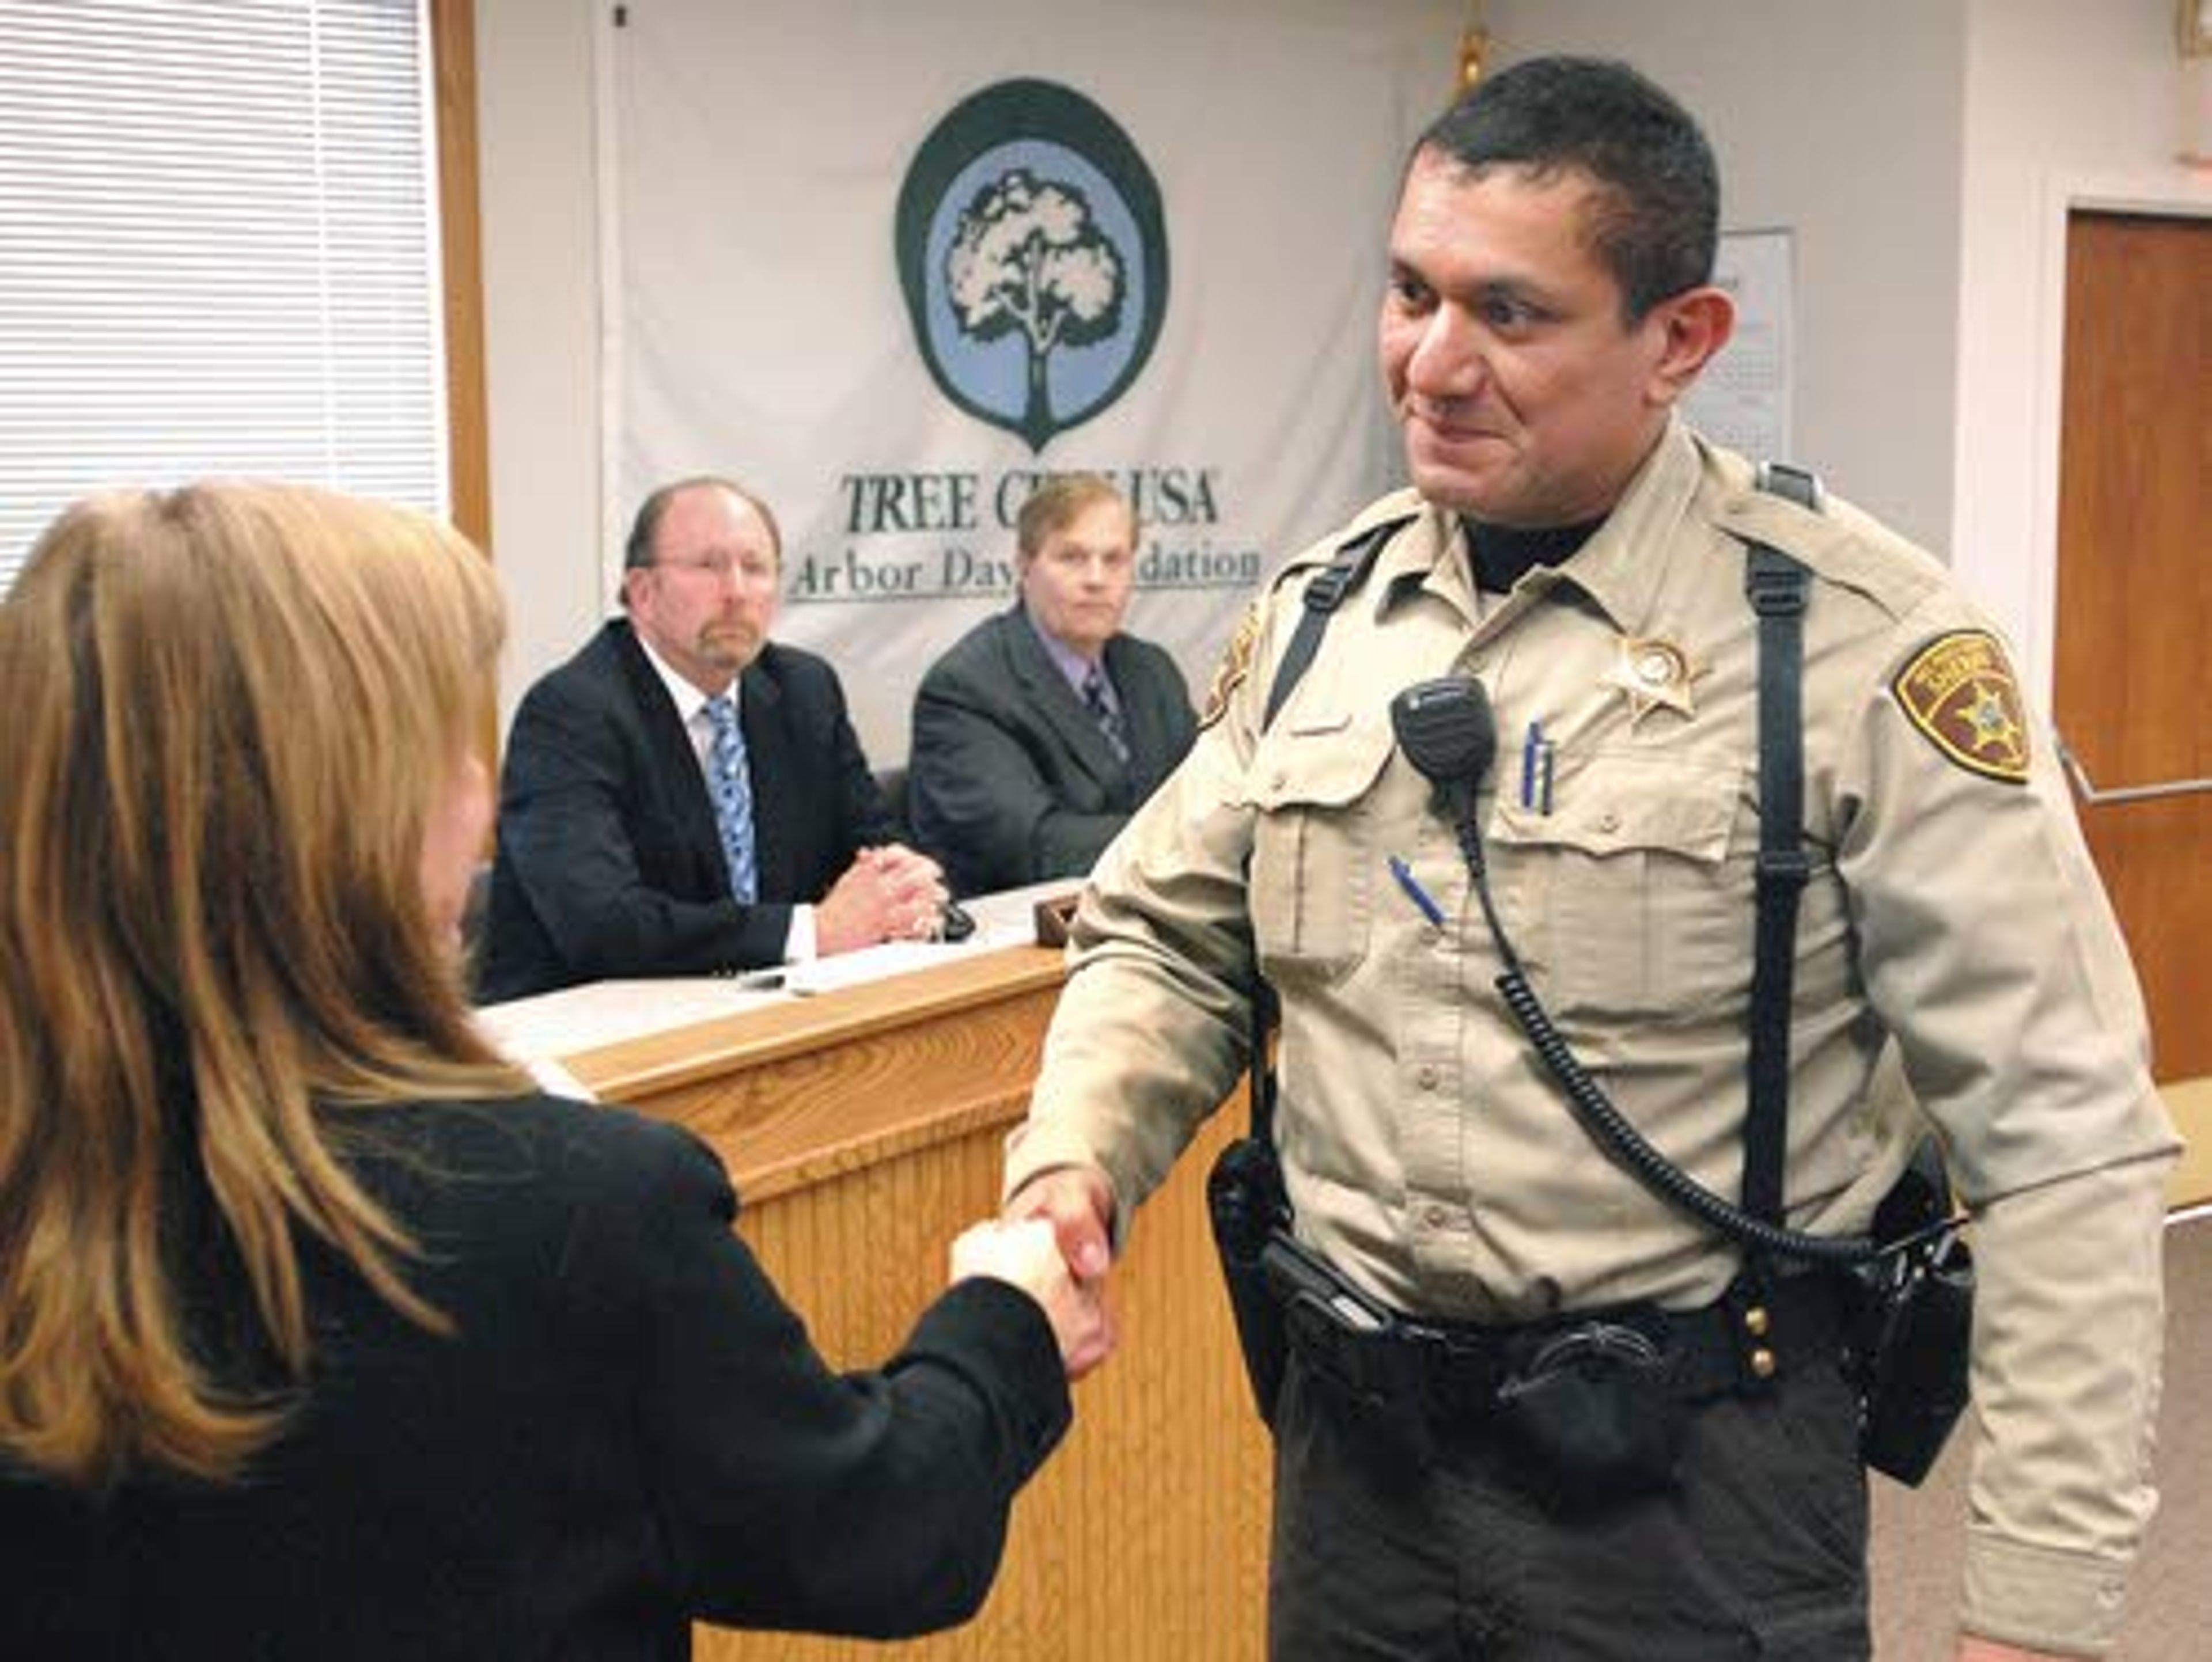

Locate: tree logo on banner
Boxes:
[895,79,1169,452]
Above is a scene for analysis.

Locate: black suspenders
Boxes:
[1262,515,1408,733]
[1741,461,1821,1228]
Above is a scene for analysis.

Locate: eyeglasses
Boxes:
[652,550,778,587]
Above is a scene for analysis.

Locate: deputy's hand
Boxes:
[950,1217,1108,1378]
[815,846,948,954]
[1003,1165,1116,1378]
[1005,1164,1113,1279]
[1955,1640,2077,1661]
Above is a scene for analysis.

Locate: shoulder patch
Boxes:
[1892,630,2031,784]
[1200,602,1262,731]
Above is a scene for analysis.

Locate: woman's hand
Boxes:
[950,1216,1112,1378]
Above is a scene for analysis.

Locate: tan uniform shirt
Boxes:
[1009,423,2176,1655]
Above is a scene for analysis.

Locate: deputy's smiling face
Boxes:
[1380,154,1687,529]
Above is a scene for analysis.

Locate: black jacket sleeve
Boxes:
[560,1115,1070,1638]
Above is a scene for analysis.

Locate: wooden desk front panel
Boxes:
[570,950,1273,1660]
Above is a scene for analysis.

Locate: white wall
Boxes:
[474,0,2210,720]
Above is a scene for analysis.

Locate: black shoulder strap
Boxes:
[1248,513,1406,1142]
[1741,462,1820,1224]
[1260,515,1407,734]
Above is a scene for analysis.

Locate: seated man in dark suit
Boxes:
[908,475,1197,897]
[479,476,947,1001]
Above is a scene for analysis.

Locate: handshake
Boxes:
[950,1203,1116,1380]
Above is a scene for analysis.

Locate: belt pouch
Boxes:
[1493,1321,1686,1503]
[1851,1231,1973,1486]
[1842,1160,1974,1485]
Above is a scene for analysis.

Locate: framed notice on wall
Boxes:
[1683,227,1794,465]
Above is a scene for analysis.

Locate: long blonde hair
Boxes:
[0,483,528,1488]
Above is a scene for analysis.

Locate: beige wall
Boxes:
[1470,0,2211,695]
[1487,0,1969,555]
[475,0,604,730]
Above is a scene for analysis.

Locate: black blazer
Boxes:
[0,1095,1069,1660]
[906,608,1196,897]
[480,622,895,1001]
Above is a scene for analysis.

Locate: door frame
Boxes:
[2031,177,2211,1121]
[2022,170,2212,704]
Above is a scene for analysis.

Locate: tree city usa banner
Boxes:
[605,0,1451,761]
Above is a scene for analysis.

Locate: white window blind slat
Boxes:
[0,0,446,589]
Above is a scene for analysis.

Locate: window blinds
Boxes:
[0,0,446,593]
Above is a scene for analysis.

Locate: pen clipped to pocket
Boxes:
[1520,721,1555,815]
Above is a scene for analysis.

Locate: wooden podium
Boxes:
[552,945,1274,1661]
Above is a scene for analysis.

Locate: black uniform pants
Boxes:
[1267,1340,1871,1660]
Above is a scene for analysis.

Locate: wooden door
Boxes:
[2052,211,2212,1083]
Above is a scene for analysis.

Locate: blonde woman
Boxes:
[0,484,1094,1658]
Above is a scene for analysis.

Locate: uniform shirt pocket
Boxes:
[1491,749,1751,1024]
[1245,712,1397,986]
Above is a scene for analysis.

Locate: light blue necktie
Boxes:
[704,694,758,904]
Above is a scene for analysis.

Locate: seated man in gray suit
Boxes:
[908,475,1196,897]
[479,476,948,1002]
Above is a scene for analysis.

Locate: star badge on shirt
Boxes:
[1600,634,1705,726]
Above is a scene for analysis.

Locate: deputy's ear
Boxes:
[1645,284,1736,407]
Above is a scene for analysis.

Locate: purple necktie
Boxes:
[1082,665,1130,764]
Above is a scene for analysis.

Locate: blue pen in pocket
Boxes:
[1520,720,1556,814]
[1387,854,1448,927]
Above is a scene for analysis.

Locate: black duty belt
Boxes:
[1283,1269,1847,1426]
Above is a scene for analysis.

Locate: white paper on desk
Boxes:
[960,878,1088,948]
[471,977,786,1063]
[524,1056,599,1103]
[782,938,982,996]
[470,891,1067,1065]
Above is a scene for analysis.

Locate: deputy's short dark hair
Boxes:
[1415,56,1719,320]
